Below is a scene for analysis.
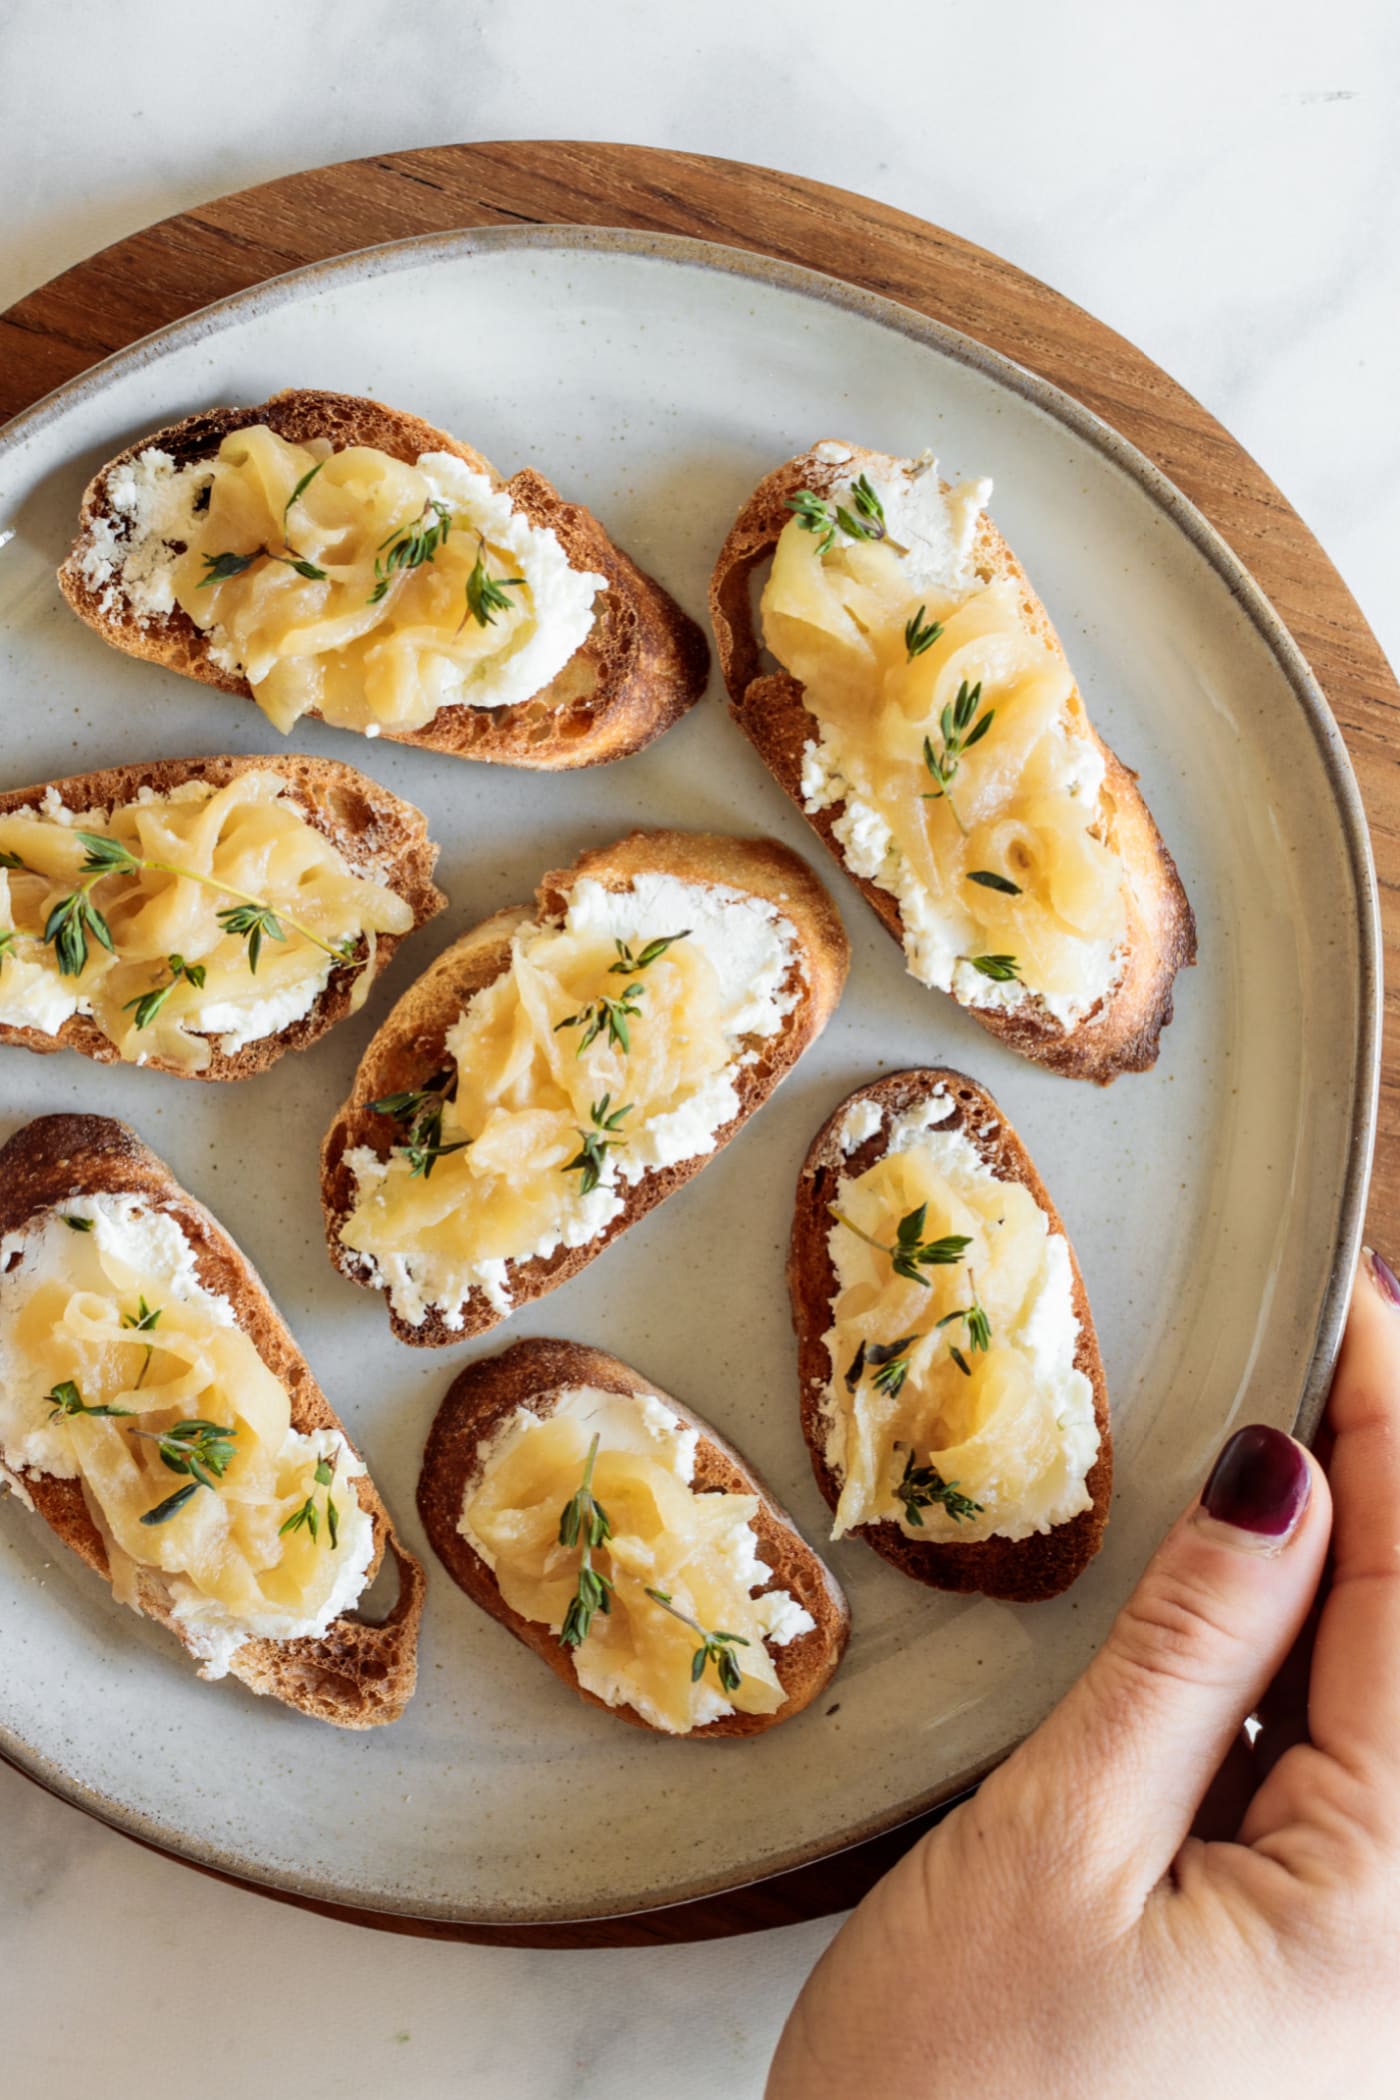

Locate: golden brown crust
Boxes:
[320,828,850,1345]
[709,444,1197,1083]
[417,1337,849,1736]
[788,1070,1111,1601]
[58,388,709,770]
[0,753,444,1082]
[0,1115,425,1726]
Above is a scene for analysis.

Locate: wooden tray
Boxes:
[1,140,1394,1949]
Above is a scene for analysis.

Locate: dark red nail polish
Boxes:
[1369,1248,1400,1308]
[1200,1425,1311,1540]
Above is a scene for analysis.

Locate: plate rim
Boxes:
[0,221,1381,1926]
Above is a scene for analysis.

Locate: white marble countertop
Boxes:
[1,4,1394,2096]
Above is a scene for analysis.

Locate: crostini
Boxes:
[0,754,443,1079]
[59,388,709,768]
[0,1116,425,1725]
[789,1071,1111,1600]
[322,829,849,1344]
[418,1338,848,1736]
[710,442,1195,1082]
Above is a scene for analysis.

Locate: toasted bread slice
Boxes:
[321,828,849,1345]
[789,1070,1111,1601]
[59,388,709,770]
[0,1115,425,1726]
[418,1337,849,1736]
[710,443,1196,1083]
[0,753,444,1081]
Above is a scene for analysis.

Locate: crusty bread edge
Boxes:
[416,1336,849,1736]
[0,1114,425,1727]
[57,388,708,771]
[788,1069,1112,1601]
[320,828,850,1345]
[708,444,1197,1083]
[0,752,445,1083]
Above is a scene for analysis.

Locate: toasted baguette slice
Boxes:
[418,1337,849,1736]
[321,828,849,1345]
[789,1070,1111,1601]
[0,1115,425,1726]
[0,754,443,1082]
[59,388,709,770]
[710,443,1196,1083]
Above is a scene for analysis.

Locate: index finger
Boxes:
[1291,1253,1400,1782]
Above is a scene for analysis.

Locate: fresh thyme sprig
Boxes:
[46,1379,133,1422]
[558,1434,613,1648]
[554,984,643,1057]
[607,931,690,975]
[829,1202,972,1288]
[844,1334,918,1401]
[0,849,27,870]
[121,1295,161,1390]
[963,953,1021,983]
[936,1276,992,1377]
[921,679,995,837]
[127,1416,238,1491]
[565,1096,632,1195]
[38,829,358,980]
[198,466,329,590]
[893,1448,984,1527]
[967,870,1022,897]
[122,953,207,1031]
[0,927,16,966]
[63,1215,94,1232]
[784,473,887,557]
[644,1587,750,1695]
[904,605,945,660]
[463,537,525,629]
[280,1451,339,1549]
[368,1067,467,1179]
[368,499,452,605]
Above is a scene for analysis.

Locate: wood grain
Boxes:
[0,139,1394,1947]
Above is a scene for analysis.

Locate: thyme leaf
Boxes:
[607,931,690,975]
[565,1095,632,1195]
[140,1481,203,1526]
[967,870,1022,897]
[964,953,1021,983]
[121,1295,162,1390]
[904,605,945,660]
[554,985,642,1057]
[829,1203,972,1288]
[122,952,207,1031]
[892,1447,984,1527]
[644,1587,750,1695]
[127,1416,238,1491]
[369,1067,467,1179]
[558,1434,614,1648]
[46,1379,133,1422]
[368,499,452,604]
[921,679,995,836]
[463,537,525,628]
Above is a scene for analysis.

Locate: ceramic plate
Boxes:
[0,229,1378,1924]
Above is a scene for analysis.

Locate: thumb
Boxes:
[1006,1424,1331,1900]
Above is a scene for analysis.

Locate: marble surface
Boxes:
[0,3,1395,2095]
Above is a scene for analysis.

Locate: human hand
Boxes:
[768,1252,1400,2100]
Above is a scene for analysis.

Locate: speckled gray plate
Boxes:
[0,228,1379,1925]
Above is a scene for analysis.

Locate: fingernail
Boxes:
[1364,1246,1400,1308]
[1196,1425,1311,1550]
